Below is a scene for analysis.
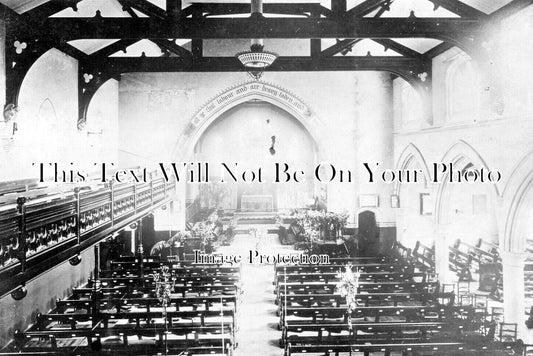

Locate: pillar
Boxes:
[434,224,452,284]
[501,251,527,338]
[354,72,395,246]
[136,219,143,256]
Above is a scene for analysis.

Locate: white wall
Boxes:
[392,6,533,250]
[118,71,377,222]
[195,101,316,211]
[0,247,95,347]
[0,48,119,182]
[0,44,119,347]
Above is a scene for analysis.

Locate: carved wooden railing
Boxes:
[0,177,175,298]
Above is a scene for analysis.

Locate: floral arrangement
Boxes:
[335,263,361,330]
[220,219,237,246]
[168,231,192,246]
[192,222,217,252]
[294,210,349,242]
[150,231,193,256]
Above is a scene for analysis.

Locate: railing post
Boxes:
[92,243,101,317]
[133,184,137,215]
[109,179,115,227]
[136,219,144,279]
[150,172,154,206]
[74,188,81,244]
[16,197,27,272]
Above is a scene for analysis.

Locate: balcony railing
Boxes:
[0,177,175,297]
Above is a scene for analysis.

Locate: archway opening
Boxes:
[189,100,317,215]
[396,158,431,250]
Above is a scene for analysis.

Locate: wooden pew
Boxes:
[274,262,410,275]
[391,240,412,263]
[277,291,455,315]
[276,281,440,304]
[56,295,239,314]
[449,240,473,281]
[72,283,239,298]
[13,325,233,353]
[98,274,241,287]
[0,347,229,356]
[274,271,431,289]
[279,304,474,329]
[34,309,236,330]
[412,241,435,272]
[101,265,241,277]
[285,341,522,356]
[281,320,472,347]
[110,260,242,271]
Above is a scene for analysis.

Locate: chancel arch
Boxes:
[191,100,318,213]
[171,81,328,163]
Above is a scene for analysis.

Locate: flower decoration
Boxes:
[294,210,349,242]
[335,263,361,330]
[152,266,177,314]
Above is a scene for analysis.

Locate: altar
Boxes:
[240,194,274,211]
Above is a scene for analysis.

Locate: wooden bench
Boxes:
[35,309,236,330]
[412,241,435,272]
[285,340,522,356]
[280,304,474,329]
[56,295,239,314]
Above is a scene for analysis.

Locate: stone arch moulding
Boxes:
[500,150,533,253]
[434,140,500,225]
[172,81,327,161]
[393,143,431,196]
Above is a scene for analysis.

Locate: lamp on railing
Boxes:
[236,0,278,80]
[153,265,177,355]
[2,103,18,138]
[11,285,27,301]
[69,254,82,266]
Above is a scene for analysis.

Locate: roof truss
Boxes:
[3,0,529,127]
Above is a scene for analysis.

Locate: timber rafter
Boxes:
[4,0,528,126]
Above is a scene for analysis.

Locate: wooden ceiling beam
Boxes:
[117,0,167,19]
[167,0,182,19]
[428,0,488,19]
[152,39,192,60]
[490,0,533,21]
[56,42,89,61]
[23,0,82,19]
[347,0,393,17]
[189,3,323,17]
[331,0,347,15]
[320,39,361,57]
[424,41,455,58]
[19,17,481,42]
[86,55,426,76]
[91,39,139,58]
[372,39,426,59]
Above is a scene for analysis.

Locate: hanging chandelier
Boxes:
[236,0,278,80]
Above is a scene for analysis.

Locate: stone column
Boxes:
[354,72,395,248]
[433,224,452,284]
[501,251,527,337]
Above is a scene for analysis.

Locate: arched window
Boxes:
[446,55,479,123]
[401,84,422,127]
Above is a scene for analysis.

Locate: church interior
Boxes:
[0,0,533,355]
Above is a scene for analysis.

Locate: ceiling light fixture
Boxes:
[236,0,278,80]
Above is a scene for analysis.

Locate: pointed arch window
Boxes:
[446,55,479,123]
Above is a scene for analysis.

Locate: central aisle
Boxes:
[219,226,293,356]
[234,262,281,356]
